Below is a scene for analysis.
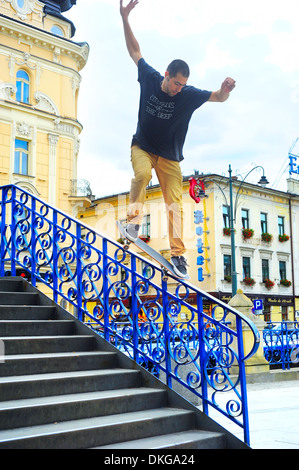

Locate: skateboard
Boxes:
[116,221,189,281]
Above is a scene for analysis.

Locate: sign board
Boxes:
[253,299,263,310]
[253,299,263,314]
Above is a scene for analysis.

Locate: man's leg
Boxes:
[154,157,186,257]
[127,145,154,226]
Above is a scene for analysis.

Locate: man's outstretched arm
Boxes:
[120,0,142,65]
[209,77,236,102]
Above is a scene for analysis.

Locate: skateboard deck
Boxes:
[116,221,189,281]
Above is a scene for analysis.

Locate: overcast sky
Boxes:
[67,0,299,198]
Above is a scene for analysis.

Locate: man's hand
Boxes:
[120,0,142,65]
[120,0,139,20]
[221,77,236,94]
[209,77,236,102]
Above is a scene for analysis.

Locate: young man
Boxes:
[120,0,236,278]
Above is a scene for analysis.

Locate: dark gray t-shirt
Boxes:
[132,58,212,162]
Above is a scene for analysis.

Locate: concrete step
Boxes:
[0,306,57,320]
[0,335,96,354]
[0,350,117,376]
[0,408,195,449]
[95,430,227,449]
[0,320,76,336]
[0,292,40,305]
[0,279,24,292]
[0,388,167,430]
[0,368,141,400]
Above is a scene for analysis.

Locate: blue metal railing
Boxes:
[263,321,299,369]
[0,185,260,445]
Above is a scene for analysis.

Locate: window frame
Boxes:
[222,205,230,229]
[241,208,249,230]
[14,138,29,175]
[16,69,30,104]
[242,256,251,279]
[261,259,269,282]
[260,212,268,234]
[278,216,285,236]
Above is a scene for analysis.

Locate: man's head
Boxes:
[162,59,190,97]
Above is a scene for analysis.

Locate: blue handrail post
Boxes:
[236,315,250,446]
[76,223,83,322]
[52,210,58,304]
[0,188,7,276]
[162,277,172,388]
[131,256,139,364]
[197,292,209,415]
[10,186,16,276]
[30,196,37,287]
[102,238,110,342]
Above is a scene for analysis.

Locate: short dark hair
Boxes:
[166,59,190,78]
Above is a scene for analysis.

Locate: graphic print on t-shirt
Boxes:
[146,94,175,120]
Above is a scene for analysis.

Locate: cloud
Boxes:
[67,0,299,198]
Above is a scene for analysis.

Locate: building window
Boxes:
[241,209,249,229]
[223,254,231,278]
[242,257,251,279]
[51,25,64,36]
[279,260,287,281]
[264,305,271,323]
[14,139,29,175]
[223,205,229,228]
[260,212,268,234]
[141,214,150,237]
[262,259,269,281]
[16,70,29,103]
[278,216,285,236]
[281,306,288,321]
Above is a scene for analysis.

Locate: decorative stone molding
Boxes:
[34,91,59,116]
[16,121,32,137]
[0,83,16,100]
[15,52,36,70]
[3,0,38,21]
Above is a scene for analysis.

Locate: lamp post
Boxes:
[228,164,269,297]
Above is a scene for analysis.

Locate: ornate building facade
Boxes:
[0,0,89,213]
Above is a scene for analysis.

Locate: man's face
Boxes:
[163,71,188,97]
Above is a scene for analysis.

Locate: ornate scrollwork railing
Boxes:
[263,321,299,369]
[0,185,260,445]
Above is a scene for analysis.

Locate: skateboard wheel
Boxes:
[123,243,130,251]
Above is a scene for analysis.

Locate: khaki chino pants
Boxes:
[128,145,186,257]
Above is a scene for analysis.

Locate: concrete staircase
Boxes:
[0,277,248,449]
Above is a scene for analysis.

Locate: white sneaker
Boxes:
[124,224,140,242]
[170,256,189,278]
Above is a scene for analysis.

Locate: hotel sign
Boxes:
[289,139,299,175]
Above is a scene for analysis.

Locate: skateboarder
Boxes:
[120,0,236,278]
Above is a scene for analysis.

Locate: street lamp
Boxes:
[228,164,269,296]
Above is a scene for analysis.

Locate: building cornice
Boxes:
[0,13,89,70]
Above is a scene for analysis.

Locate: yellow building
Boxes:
[0,0,89,213]
[78,173,299,323]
